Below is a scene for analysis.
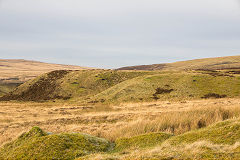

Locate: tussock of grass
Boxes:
[0,127,112,160]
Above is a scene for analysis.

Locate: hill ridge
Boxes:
[118,55,240,71]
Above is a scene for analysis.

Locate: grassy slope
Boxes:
[0,70,155,102]
[2,69,240,103]
[59,70,154,102]
[114,132,173,152]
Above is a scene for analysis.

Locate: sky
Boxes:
[0,0,240,68]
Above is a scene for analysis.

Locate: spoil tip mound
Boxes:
[0,70,72,101]
[0,127,112,160]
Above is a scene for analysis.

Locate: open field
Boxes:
[1,98,240,159]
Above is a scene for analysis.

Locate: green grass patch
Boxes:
[115,132,173,152]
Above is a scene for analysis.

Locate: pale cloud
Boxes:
[0,0,239,68]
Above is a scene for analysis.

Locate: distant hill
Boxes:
[0,59,91,96]
[118,55,240,71]
[0,59,90,83]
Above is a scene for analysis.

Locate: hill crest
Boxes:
[118,55,240,71]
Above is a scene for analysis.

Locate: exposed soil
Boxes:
[201,93,227,99]
[225,70,240,74]
[152,87,174,100]
[155,87,174,94]
[0,70,72,102]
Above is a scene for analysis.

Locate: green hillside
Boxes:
[93,70,240,103]
[1,69,240,103]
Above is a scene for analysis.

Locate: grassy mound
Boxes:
[0,127,112,160]
[167,118,240,146]
[115,132,173,151]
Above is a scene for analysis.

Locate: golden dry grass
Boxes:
[1,98,240,147]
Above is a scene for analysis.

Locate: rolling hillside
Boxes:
[1,68,240,103]
[118,55,240,71]
[1,55,240,102]
[0,59,90,96]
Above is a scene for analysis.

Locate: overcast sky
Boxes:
[0,0,240,68]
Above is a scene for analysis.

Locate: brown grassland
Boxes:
[1,98,240,146]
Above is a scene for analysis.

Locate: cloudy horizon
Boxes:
[0,0,240,68]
